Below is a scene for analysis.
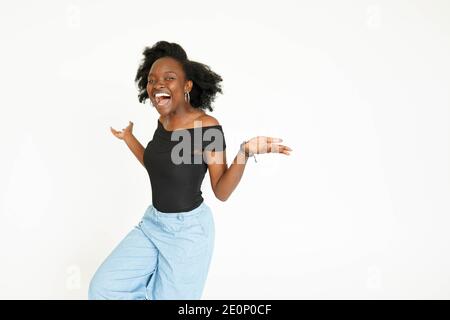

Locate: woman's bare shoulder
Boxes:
[198,114,221,127]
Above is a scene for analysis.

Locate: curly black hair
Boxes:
[134,41,223,112]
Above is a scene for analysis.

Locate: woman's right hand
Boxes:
[110,121,133,140]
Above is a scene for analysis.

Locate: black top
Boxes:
[143,119,226,213]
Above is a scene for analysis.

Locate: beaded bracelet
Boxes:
[239,140,257,163]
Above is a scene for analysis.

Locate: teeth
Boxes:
[154,92,171,98]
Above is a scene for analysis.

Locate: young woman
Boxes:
[88,41,292,300]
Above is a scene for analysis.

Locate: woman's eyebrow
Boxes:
[148,71,177,76]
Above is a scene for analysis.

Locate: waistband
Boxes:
[148,201,208,219]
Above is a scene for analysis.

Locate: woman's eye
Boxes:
[147,77,174,84]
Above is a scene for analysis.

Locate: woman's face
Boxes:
[147,56,192,115]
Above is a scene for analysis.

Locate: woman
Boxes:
[88,41,292,300]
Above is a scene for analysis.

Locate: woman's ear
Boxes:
[185,80,193,93]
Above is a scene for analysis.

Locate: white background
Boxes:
[0,0,449,299]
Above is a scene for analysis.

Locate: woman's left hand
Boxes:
[244,136,292,156]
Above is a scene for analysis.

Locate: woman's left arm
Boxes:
[206,149,248,202]
[206,136,292,202]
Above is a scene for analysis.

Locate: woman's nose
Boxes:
[155,78,167,87]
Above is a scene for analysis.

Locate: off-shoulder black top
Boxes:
[143,119,226,213]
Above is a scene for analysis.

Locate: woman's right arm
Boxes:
[124,134,145,167]
[110,121,146,167]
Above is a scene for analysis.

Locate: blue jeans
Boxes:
[88,201,215,300]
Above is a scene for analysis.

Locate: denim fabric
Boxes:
[88,201,215,300]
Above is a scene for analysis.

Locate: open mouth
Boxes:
[154,92,172,108]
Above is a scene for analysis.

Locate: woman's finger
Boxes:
[270,145,292,153]
[268,144,284,153]
[267,137,283,143]
[279,145,293,151]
